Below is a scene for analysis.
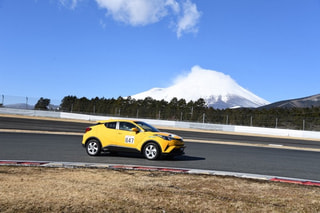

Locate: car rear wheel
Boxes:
[143,142,160,160]
[86,139,101,156]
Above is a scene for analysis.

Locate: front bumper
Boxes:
[163,146,185,157]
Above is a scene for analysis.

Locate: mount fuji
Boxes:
[131,66,270,109]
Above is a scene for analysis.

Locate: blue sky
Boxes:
[1,0,319,105]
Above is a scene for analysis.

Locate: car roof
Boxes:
[97,119,138,123]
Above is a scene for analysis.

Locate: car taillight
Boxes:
[85,127,92,133]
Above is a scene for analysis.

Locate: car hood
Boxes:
[156,132,183,140]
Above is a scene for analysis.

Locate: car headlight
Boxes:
[155,134,172,141]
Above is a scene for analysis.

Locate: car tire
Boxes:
[86,139,101,156]
[143,142,160,160]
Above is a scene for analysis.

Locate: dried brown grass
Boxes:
[0,166,320,212]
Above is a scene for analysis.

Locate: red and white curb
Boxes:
[1,160,320,187]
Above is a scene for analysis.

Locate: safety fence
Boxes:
[1,94,320,131]
[1,108,320,140]
[0,94,60,110]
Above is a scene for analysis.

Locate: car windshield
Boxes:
[134,121,159,132]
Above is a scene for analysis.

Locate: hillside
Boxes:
[260,94,320,109]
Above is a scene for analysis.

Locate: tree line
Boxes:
[35,95,320,131]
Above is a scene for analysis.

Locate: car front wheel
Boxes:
[86,139,101,156]
[143,142,160,160]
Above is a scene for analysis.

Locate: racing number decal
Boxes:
[125,135,135,144]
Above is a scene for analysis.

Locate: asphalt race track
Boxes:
[1,116,320,181]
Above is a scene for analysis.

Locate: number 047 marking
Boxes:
[125,135,135,144]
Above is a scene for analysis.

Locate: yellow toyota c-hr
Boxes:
[82,119,185,160]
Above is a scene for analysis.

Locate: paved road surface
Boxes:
[0,116,320,181]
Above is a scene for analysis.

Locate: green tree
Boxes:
[34,97,50,110]
[60,96,77,112]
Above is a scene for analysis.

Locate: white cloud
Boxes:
[95,0,170,26]
[99,19,106,29]
[176,0,201,38]
[165,0,180,13]
[59,0,80,9]
[95,0,201,37]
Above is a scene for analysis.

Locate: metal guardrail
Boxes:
[1,108,320,140]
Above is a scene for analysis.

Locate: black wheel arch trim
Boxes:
[142,140,162,153]
[84,137,101,146]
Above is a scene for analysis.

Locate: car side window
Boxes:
[105,122,116,129]
[119,122,136,131]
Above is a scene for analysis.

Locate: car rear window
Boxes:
[105,122,116,129]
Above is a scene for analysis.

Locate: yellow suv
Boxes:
[82,119,185,160]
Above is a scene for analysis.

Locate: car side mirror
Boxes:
[131,127,139,133]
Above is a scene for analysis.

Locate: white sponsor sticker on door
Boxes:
[125,135,135,144]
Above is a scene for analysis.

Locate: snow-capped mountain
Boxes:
[132,66,269,109]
